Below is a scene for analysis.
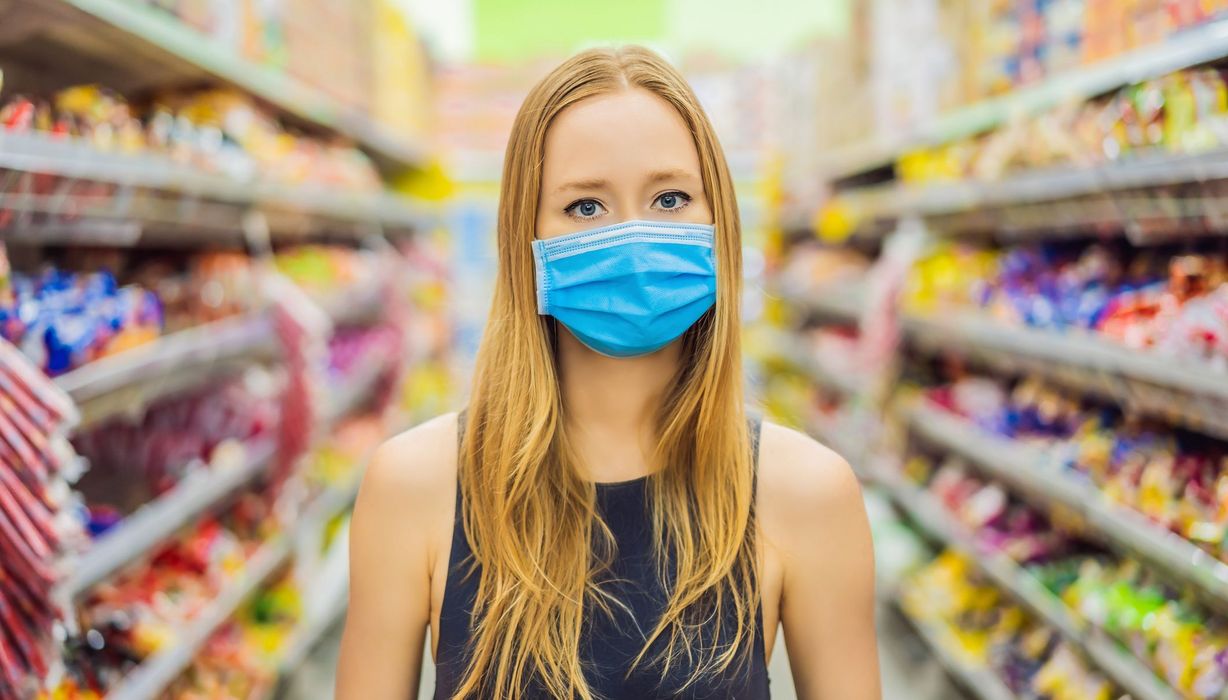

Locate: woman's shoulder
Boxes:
[755,420,863,534]
[353,412,461,536]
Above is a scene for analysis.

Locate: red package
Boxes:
[0,367,53,434]
[0,479,53,559]
[0,341,73,425]
[0,406,48,481]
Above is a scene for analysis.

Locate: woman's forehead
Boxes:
[542,89,701,185]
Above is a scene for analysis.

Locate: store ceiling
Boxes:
[399,0,850,64]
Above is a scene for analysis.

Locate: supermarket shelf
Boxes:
[321,351,393,428]
[277,429,415,684]
[903,311,1228,441]
[882,473,1081,637]
[276,486,361,682]
[804,415,872,482]
[772,332,869,398]
[16,0,428,172]
[58,439,278,600]
[890,602,1016,700]
[302,473,365,530]
[55,312,281,428]
[92,451,379,699]
[904,310,1228,397]
[881,472,1182,700]
[318,278,387,328]
[837,147,1228,222]
[905,403,1228,611]
[276,580,348,678]
[271,474,361,677]
[0,132,433,236]
[821,18,1228,180]
[105,536,291,700]
[773,284,866,325]
[775,288,1228,441]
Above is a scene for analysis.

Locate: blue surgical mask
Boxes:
[533,219,717,358]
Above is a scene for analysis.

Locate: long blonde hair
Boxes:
[457,44,757,699]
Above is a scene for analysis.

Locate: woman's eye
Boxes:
[564,199,606,220]
[653,191,691,212]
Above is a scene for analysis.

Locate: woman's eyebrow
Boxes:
[645,167,697,184]
[553,177,610,195]
[551,169,698,196]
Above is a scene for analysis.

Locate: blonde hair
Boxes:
[457,45,757,699]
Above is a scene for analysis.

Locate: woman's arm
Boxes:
[335,414,458,700]
[760,424,880,700]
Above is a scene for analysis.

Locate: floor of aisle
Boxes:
[283,603,956,699]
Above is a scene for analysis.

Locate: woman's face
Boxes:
[537,88,714,240]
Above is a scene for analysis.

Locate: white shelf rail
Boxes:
[55,312,281,428]
[903,311,1228,441]
[827,148,1228,244]
[904,312,1228,400]
[771,283,866,325]
[768,332,870,398]
[274,577,348,680]
[316,278,388,329]
[777,287,1228,441]
[320,349,395,428]
[0,132,433,234]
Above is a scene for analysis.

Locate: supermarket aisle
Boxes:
[13,0,1228,696]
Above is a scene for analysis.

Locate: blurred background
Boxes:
[0,0,1226,698]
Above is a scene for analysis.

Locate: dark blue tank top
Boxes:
[434,417,771,699]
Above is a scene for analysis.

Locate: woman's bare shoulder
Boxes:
[755,420,864,538]
[338,413,461,697]
[354,412,461,538]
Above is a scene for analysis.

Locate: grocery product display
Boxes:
[926,371,1228,541]
[0,267,162,375]
[892,65,1228,184]
[0,85,381,193]
[0,233,447,700]
[764,3,1228,698]
[905,241,1228,369]
[73,372,278,516]
[0,247,275,380]
[918,403,1228,698]
[0,1,447,696]
[69,504,274,695]
[0,31,430,251]
[900,552,1123,700]
[166,569,302,700]
[132,0,415,123]
[0,338,80,698]
[0,0,431,168]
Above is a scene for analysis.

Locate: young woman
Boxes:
[336,45,880,700]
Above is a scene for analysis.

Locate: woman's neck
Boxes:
[558,329,679,482]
